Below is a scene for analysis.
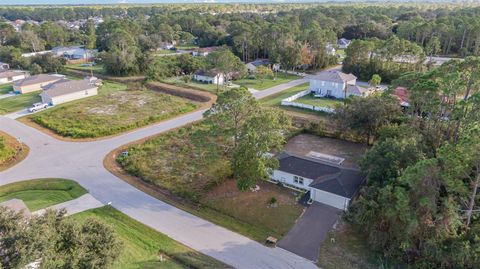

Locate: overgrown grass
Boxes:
[0,135,16,164]
[155,49,177,55]
[0,91,41,115]
[66,63,106,75]
[0,84,12,95]
[73,206,228,269]
[31,82,197,138]
[163,76,220,93]
[234,73,301,90]
[0,178,87,211]
[117,122,303,242]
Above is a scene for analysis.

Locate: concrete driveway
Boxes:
[278,202,342,262]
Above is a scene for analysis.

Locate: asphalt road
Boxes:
[0,77,318,269]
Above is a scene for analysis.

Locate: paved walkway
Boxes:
[0,77,319,269]
[33,194,104,216]
[0,93,15,100]
[278,202,341,262]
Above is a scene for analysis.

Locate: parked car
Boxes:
[28,102,49,112]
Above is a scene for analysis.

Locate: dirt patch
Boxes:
[0,131,29,172]
[284,134,369,169]
[202,180,304,237]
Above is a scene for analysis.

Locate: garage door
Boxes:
[310,188,348,210]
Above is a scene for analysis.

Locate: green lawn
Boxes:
[31,81,197,138]
[0,91,41,115]
[66,63,106,75]
[261,83,309,106]
[0,84,13,95]
[176,45,199,50]
[73,206,228,269]
[155,49,177,55]
[296,94,343,108]
[118,122,303,242]
[0,178,87,211]
[234,73,301,91]
[163,76,220,93]
[0,133,16,165]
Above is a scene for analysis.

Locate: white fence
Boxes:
[280,89,336,114]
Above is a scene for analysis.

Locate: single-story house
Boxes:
[191,47,219,57]
[337,38,351,49]
[0,62,10,70]
[270,152,365,210]
[13,74,64,94]
[51,46,96,60]
[193,70,225,85]
[326,43,336,56]
[309,70,359,99]
[391,87,410,107]
[0,70,27,85]
[246,59,270,73]
[40,77,100,106]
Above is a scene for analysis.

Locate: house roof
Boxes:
[311,70,357,83]
[337,38,351,46]
[0,70,25,79]
[194,69,221,77]
[14,74,62,87]
[42,79,98,98]
[347,84,370,95]
[392,87,410,106]
[0,199,31,218]
[248,59,270,67]
[277,152,365,198]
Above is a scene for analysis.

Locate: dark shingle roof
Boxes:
[14,74,62,87]
[277,152,365,198]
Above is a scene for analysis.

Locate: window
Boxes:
[293,176,304,185]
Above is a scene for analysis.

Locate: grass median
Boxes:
[0,178,87,211]
[73,206,229,269]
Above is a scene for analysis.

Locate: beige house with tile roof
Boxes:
[40,78,100,105]
[13,74,64,94]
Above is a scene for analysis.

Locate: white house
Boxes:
[337,38,351,49]
[309,70,369,99]
[0,70,27,85]
[40,77,101,105]
[270,152,365,210]
[51,46,97,60]
[326,43,336,56]
[193,70,225,85]
[191,47,218,57]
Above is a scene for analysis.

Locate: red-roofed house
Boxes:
[391,87,410,107]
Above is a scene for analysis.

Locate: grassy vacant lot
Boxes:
[163,76,220,93]
[234,73,301,91]
[155,49,177,55]
[0,131,28,172]
[0,178,87,211]
[318,221,379,269]
[261,83,309,106]
[66,63,106,74]
[0,91,41,115]
[74,206,228,269]
[0,84,12,95]
[118,122,304,241]
[31,82,197,138]
[296,94,343,108]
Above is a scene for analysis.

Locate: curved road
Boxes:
[0,77,319,269]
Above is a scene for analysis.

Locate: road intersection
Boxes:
[0,77,318,269]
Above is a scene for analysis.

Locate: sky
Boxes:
[0,0,461,5]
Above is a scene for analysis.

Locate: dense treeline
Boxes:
[2,4,480,57]
[337,58,480,268]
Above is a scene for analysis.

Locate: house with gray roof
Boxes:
[309,70,371,99]
[270,152,365,210]
[13,74,64,94]
[40,77,101,105]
